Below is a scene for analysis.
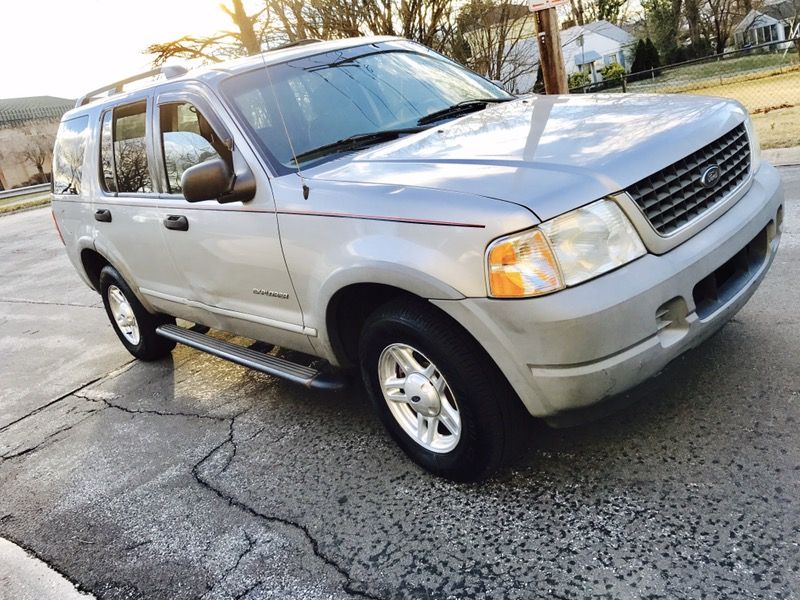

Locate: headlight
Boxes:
[745,116,761,172]
[487,199,646,298]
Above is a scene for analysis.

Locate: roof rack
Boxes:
[75,65,188,108]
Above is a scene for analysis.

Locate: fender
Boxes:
[310,262,465,364]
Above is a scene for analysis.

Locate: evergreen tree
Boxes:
[630,39,648,75]
[645,38,661,69]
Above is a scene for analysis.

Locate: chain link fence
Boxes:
[566,39,800,149]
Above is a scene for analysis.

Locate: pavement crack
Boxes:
[0,298,100,309]
[204,530,257,597]
[0,408,103,461]
[192,415,384,600]
[92,398,227,422]
[233,581,264,600]
[0,360,136,434]
[125,539,153,551]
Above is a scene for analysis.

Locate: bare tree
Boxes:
[684,0,704,49]
[21,131,53,181]
[457,0,538,92]
[147,0,269,65]
[254,0,459,52]
[147,0,461,65]
[701,0,740,52]
[569,0,632,25]
[642,0,684,55]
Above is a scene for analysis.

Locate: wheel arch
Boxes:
[319,263,466,367]
[79,248,159,315]
[80,247,111,291]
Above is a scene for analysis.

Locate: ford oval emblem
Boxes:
[700,165,721,188]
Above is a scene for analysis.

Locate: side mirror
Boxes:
[181,155,257,204]
[181,158,232,202]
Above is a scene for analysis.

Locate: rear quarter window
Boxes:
[52,115,89,195]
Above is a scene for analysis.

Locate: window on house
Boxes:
[52,116,89,195]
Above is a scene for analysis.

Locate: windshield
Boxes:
[220,44,511,173]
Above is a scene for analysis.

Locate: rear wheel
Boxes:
[99,266,175,361]
[359,297,523,481]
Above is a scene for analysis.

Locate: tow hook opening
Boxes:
[656,297,690,347]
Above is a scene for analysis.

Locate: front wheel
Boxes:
[359,298,523,481]
[99,265,175,361]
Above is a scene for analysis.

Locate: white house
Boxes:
[506,20,636,93]
[733,0,798,49]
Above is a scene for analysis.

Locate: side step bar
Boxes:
[156,324,347,391]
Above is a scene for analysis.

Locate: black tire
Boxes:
[359,297,524,481]
[99,265,176,361]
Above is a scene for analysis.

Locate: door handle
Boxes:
[94,209,112,223]
[163,214,189,231]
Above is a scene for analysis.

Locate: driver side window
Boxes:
[159,102,229,194]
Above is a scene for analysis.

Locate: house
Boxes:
[0,96,73,190]
[497,20,636,93]
[560,21,636,80]
[733,0,798,49]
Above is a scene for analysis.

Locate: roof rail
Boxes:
[271,38,323,51]
[75,65,188,108]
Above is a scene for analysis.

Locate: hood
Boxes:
[304,94,748,221]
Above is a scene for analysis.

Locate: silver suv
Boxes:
[51,37,784,480]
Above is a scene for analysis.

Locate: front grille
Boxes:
[626,123,751,235]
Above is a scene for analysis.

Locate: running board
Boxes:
[156,324,347,391]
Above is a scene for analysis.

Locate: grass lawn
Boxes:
[0,197,50,215]
[671,69,800,149]
[634,52,799,88]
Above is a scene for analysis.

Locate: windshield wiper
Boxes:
[416,98,512,126]
[291,127,426,164]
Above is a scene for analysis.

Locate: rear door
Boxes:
[151,85,312,351]
[92,96,185,315]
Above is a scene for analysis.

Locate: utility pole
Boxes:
[528,1,569,94]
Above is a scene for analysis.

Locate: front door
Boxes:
[151,88,313,352]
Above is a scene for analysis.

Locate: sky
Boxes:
[1,0,256,100]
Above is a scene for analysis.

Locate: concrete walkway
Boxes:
[764,146,800,166]
[0,538,94,600]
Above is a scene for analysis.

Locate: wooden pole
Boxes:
[533,8,568,94]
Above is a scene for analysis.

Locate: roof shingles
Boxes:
[0,96,74,126]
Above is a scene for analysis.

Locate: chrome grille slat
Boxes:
[626,124,751,236]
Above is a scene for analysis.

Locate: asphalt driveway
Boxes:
[1,167,798,600]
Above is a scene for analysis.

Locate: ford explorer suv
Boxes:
[51,37,784,481]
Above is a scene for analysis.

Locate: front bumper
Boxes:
[433,163,784,418]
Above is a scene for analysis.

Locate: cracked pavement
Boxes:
[1,167,798,600]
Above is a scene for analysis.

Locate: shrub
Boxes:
[568,70,591,90]
[599,62,625,81]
